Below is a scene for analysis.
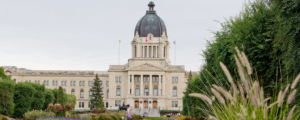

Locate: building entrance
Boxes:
[144,100,148,108]
[135,101,139,108]
[153,101,157,109]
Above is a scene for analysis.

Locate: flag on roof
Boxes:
[145,37,148,42]
[119,40,121,44]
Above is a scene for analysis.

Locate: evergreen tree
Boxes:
[89,74,104,109]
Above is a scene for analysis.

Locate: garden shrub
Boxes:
[67,94,76,113]
[13,82,35,118]
[29,83,46,111]
[46,103,73,117]
[0,79,15,116]
[23,110,54,120]
[130,115,143,119]
[43,89,54,110]
[51,88,58,104]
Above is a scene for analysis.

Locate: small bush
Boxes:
[43,89,54,110]
[23,110,55,120]
[131,115,143,119]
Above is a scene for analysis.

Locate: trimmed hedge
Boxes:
[13,82,36,118]
[0,79,15,116]
[43,89,54,110]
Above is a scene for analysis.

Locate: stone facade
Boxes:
[2,2,191,111]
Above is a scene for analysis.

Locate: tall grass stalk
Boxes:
[189,48,300,120]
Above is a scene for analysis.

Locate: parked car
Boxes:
[143,112,149,117]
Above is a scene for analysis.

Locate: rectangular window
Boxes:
[74,81,76,86]
[89,81,91,86]
[47,81,49,86]
[136,87,140,96]
[82,81,85,86]
[62,81,64,86]
[79,102,81,107]
[29,80,31,83]
[153,77,155,82]
[147,77,150,82]
[172,101,174,107]
[71,81,73,86]
[156,77,159,82]
[138,77,141,82]
[144,88,149,96]
[161,89,162,95]
[172,77,174,83]
[154,89,157,96]
[38,80,40,84]
[135,77,137,82]
[53,81,55,86]
[89,91,92,98]
[92,81,94,86]
[176,77,178,83]
[56,81,58,86]
[106,81,109,86]
[71,91,75,95]
[82,102,84,108]
[175,101,178,107]
[79,81,82,86]
[80,91,84,98]
[119,77,122,82]
[144,77,146,82]
[44,81,46,85]
[116,77,118,82]
[107,90,109,98]
[115,100,118,107]
[65,81,67,86]
[106,102,108,108]
[116,87,121,96]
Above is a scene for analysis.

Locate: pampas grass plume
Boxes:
[277,91,283,107]
[291,73,300,89]
[189,93,212,105]
[211,88,225,104]
[219,62,233,83]
[287,105,296,120]
[237,113,245,120]
[287,90,297,104]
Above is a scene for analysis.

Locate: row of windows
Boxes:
[172,77,179,83]
[115,100,122,107]
[26,80,108,86]
[69,89,108,99]
[115,77,122,82]
[134,77,163,83]
[172,101,178,107]
[134,87,162,96]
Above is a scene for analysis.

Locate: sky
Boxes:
[0,0,245,71]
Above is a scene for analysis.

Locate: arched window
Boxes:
[80,89,84,98]
[136,87,140,96]
[173,87,177,96]
[107,90,109,98]
[144,87,149,96]
[116,87,121,96]
[153,87,158,96]
[71,89,75,95]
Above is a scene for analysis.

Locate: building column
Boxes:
[131,75,134,96]
[140,74,143,96]
[149,74,152,96]
[142,46,144,58]
[158,75,161,96]
[147,46,149,58]
[128,75,130,95]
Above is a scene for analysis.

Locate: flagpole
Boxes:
[118,42,120,65]
[175,42,176,65]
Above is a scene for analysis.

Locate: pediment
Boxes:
[129,63,164,71]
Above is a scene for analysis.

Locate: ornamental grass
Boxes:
[189,47,300,120]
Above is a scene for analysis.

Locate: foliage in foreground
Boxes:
[183,0,300,117]
[189,48,300,120]
[13,82,36,118]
